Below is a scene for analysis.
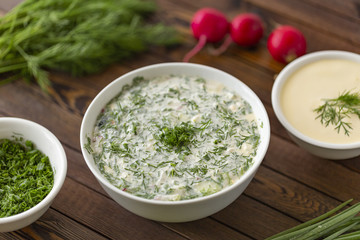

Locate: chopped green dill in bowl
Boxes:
[0,117,67,232]
[0,137,54,218]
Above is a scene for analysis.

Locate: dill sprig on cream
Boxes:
[314,90,360,136]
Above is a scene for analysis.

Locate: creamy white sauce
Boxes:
[89,75,260,200]
[281,59,360,144]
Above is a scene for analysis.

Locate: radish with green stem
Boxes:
[183,8,228,62]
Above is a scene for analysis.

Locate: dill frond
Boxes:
[314,90,360,136]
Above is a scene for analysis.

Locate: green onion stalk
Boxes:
[266,199,360,240]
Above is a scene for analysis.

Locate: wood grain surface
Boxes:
[1,0,360,239]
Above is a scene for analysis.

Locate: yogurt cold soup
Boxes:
[87,75,261,201]
[281,59,360,144]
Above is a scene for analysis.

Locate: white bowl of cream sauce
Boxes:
[272,50,360,160]
[80,63,270,222]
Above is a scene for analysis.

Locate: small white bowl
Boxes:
[80,62,270,222]
[0,117,67,232]
[272,50,360,160]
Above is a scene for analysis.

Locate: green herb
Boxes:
[0,0,180,92]
[168,88,180,97]
[84,136,93,154]
[0,137,53,217]
[266,199,360,240]
[314,91,360,136]
[182,99,199,110]
[156,122,197,153]
[109,142,132,158]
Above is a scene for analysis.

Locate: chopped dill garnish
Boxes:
[84,136,93,154]
[156,122,197,153]
[0,137,53,217]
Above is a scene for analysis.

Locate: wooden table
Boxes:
[1,0,359,239]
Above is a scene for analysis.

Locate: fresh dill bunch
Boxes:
[0,0,180,92]
[314,90,360,136]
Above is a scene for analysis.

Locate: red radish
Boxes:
[183,8,228,62]
[210,13,264,55]
[267,25,307,64]
[230,13,264,46]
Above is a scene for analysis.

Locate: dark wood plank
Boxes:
[264,135,360,202]
[0,81,81,149]
[52,178,187,240]
[163,218,251,240]
[243,0,360,45]
[304,0,360,21]
[342,157,360,174]
[0,209,108,240]
[213,195,301,239]
[64,145,104,194]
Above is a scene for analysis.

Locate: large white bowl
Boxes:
[80,63,270,222]
[272,50,360,160]
[0,117,67,232]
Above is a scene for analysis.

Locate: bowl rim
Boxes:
[80,62,270,206]
[0,117,67,224]
[271,50,360,150]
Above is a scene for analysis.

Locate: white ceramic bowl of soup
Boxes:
[0,117,67,232]
[272,50,360,160]
[80,62,270,222]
